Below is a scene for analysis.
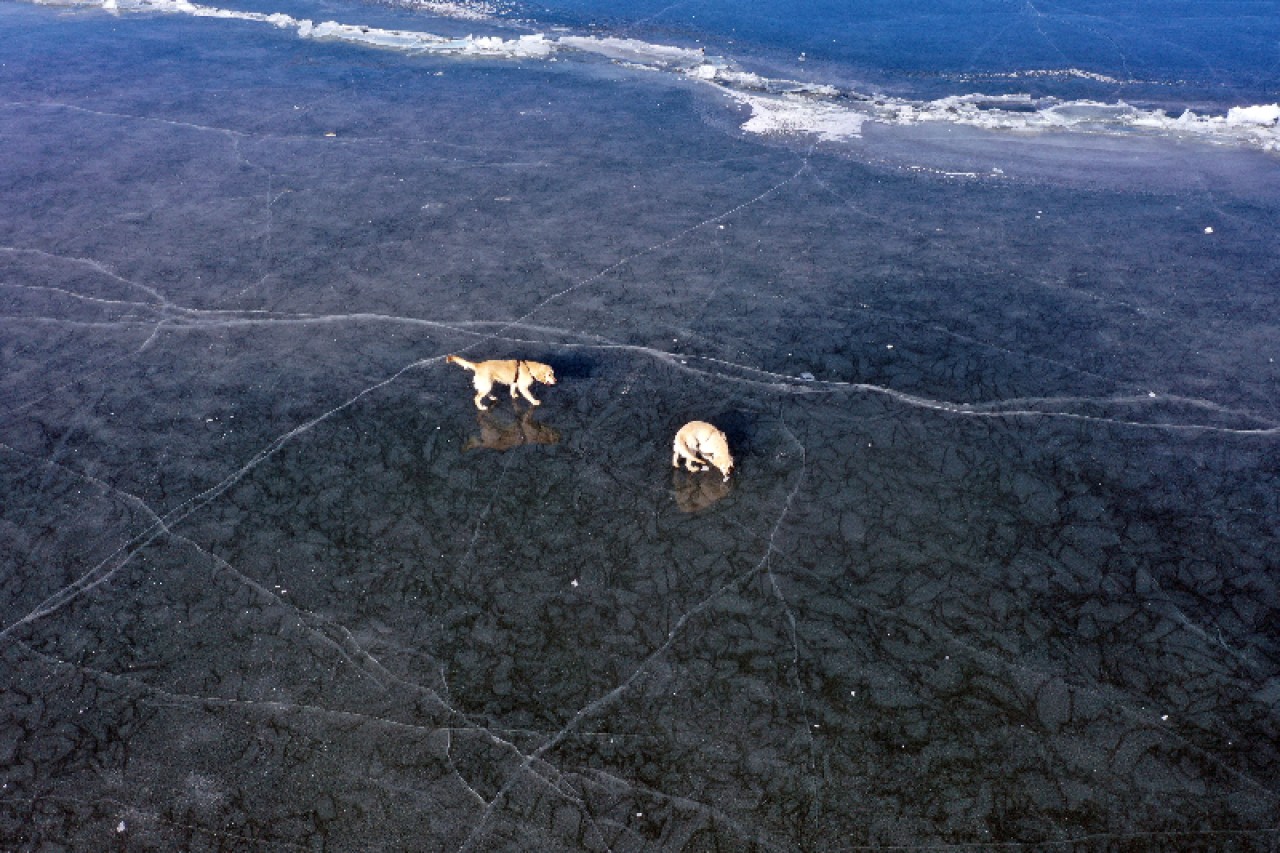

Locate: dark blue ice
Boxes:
[1,0,1278,849]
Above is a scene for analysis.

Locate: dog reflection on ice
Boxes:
[672,468,732,513]
[463,408,561,453]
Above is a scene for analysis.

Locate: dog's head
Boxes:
[703,444,734,481]
[530,362,557,385]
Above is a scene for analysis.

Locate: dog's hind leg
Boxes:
[679,447,708,472]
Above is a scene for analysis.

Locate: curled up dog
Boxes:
[672,420,734,482]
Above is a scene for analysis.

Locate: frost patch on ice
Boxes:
[102,0,298,27]
[559,36,707,69]
[732,92,866,142]
[303,22,555,58]
[688,63,839,97]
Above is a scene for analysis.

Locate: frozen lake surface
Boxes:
[1,0,1278,848]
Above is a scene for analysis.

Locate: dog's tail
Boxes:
[446,354,477,372]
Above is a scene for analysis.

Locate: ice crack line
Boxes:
[485,158,810,342]
[6,296,1275,434]
[14,636,575,845]
[0,355,439,641]
[0,282,166,313]
[3,100,565,165]
[157,308,1280,434]
[4,443,591,811]
[766,542,1280,802]
[455,436,808,853]
[0,246,172,306]
[649,352,1280,435]
[6,100,253,140]
[756,418,821,772]
[455,449,516,579]
[576,766,793,853]
[7,257,1271,437]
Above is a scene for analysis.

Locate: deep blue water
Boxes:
[1,0,1278,849]
[529,0,1280,102]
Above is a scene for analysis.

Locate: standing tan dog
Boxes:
[672,420,734,482]
[446,355,557,410]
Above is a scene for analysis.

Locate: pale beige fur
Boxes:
[447,355,557,410]
[672,420,734,482]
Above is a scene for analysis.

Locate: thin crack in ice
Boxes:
[12,637,582,846]
[454,434,809,852]
[0,165,816,642]
[454,450,517,580]
[5,295,1275,434]
[1,342,705,835]
[2,454,600,829]
[0,354,441,641]
[760,545,1280,802]
[2,101,563,167]
[755,418,822,772]
[478,158,812,344]
[0,246,173,307]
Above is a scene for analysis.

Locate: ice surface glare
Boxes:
[1,0,1279,850]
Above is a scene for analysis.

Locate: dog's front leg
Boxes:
[516,381,541,406]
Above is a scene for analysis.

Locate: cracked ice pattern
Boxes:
[1,1,1278,850]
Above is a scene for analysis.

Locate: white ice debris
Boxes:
[558,36,705,69]
[71,0,1280,154]
[1226,103,1280,127]
[734,92,866,141]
